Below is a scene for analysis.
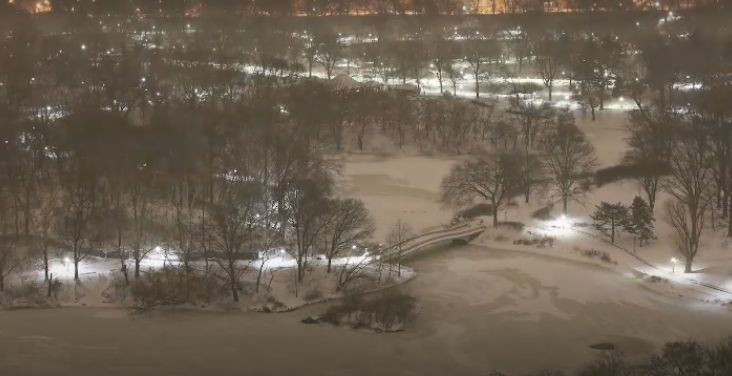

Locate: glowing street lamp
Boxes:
[671,257,678,273]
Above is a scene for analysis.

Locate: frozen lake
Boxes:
[1,245,731,376]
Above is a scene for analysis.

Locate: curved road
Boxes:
[1,245,730,376]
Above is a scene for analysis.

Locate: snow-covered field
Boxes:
[337,155,460,239]
[336,106,732,305]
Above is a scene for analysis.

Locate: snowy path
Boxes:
[570,227,732,298]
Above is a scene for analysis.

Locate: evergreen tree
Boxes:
[591,202,628,243]
[625,196,655,246]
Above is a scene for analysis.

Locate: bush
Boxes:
[513,235,555,248]
[303,288,323,302]
[498,221,525,231]
[0,281,59,309]
[531,206,554,221]
[579,351,629,376]
[130,268,226,310]
[321,290,418,332]
[457,203,494,220]
[581,249,617,265]
[595,164,637,186]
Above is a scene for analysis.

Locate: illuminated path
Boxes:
[571,227,732,299]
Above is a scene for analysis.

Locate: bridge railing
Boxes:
[380,220,487,261]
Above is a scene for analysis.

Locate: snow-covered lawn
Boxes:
[339,147,732,305]
[337,154,460,239]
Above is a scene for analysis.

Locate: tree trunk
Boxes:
[599,86,605,110]
[728,196,732,237]
[610,218,615,243]
[43,248,49,281]
[474,74,480,99]
[231,278,239,302]
[74,255,80,282]
[492,205,499,227]
[548,83,553,101]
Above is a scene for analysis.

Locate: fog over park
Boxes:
[1,1,732,375]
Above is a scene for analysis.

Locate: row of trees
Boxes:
[591,197,655,245]
[441,108,597,226]
[0,79,382,301]
[2,10,730,130]
[443,94,729,273]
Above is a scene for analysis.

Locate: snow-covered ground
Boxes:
[337,155,460,239]
[335,122,732,305]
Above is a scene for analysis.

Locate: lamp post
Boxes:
[671,257,678,273]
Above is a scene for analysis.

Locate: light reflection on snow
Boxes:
[538,215,577,238]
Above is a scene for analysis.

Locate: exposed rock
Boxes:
[301,316,320,324]
[589,343,616,351]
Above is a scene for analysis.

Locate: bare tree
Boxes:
[32,189,58,283]
[56,184,95,283]
[541,111,597,214]
[128,164,159,279]
[462,39,500,99]
[210,180,261,303]
[321,198,375,273]
[0,232,23,292]
[662,125,713,273]
[441,151,524,227]
[536,38,560,101]
[315,31,343,79]
[335,250,371,291]
[623,109,673,211]
[665,200,704,274]
[446,62,461,96]
[0,191,23,291]
[285,171,332,283]
[167,180,202,300]
[386,219,414,277]
[429,37,456,94]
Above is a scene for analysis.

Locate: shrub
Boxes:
[0,281,58,308]
[581,249,617,265]
[457,203,494,220]
[531,206,554,221]
[595,164,637,186]
[130,268,226,310]
[513,235,555,247]
[321,290,418,332]
[498,221,525,231]
[303,288,323,302]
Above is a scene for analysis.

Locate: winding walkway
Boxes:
[572,227,732,298]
